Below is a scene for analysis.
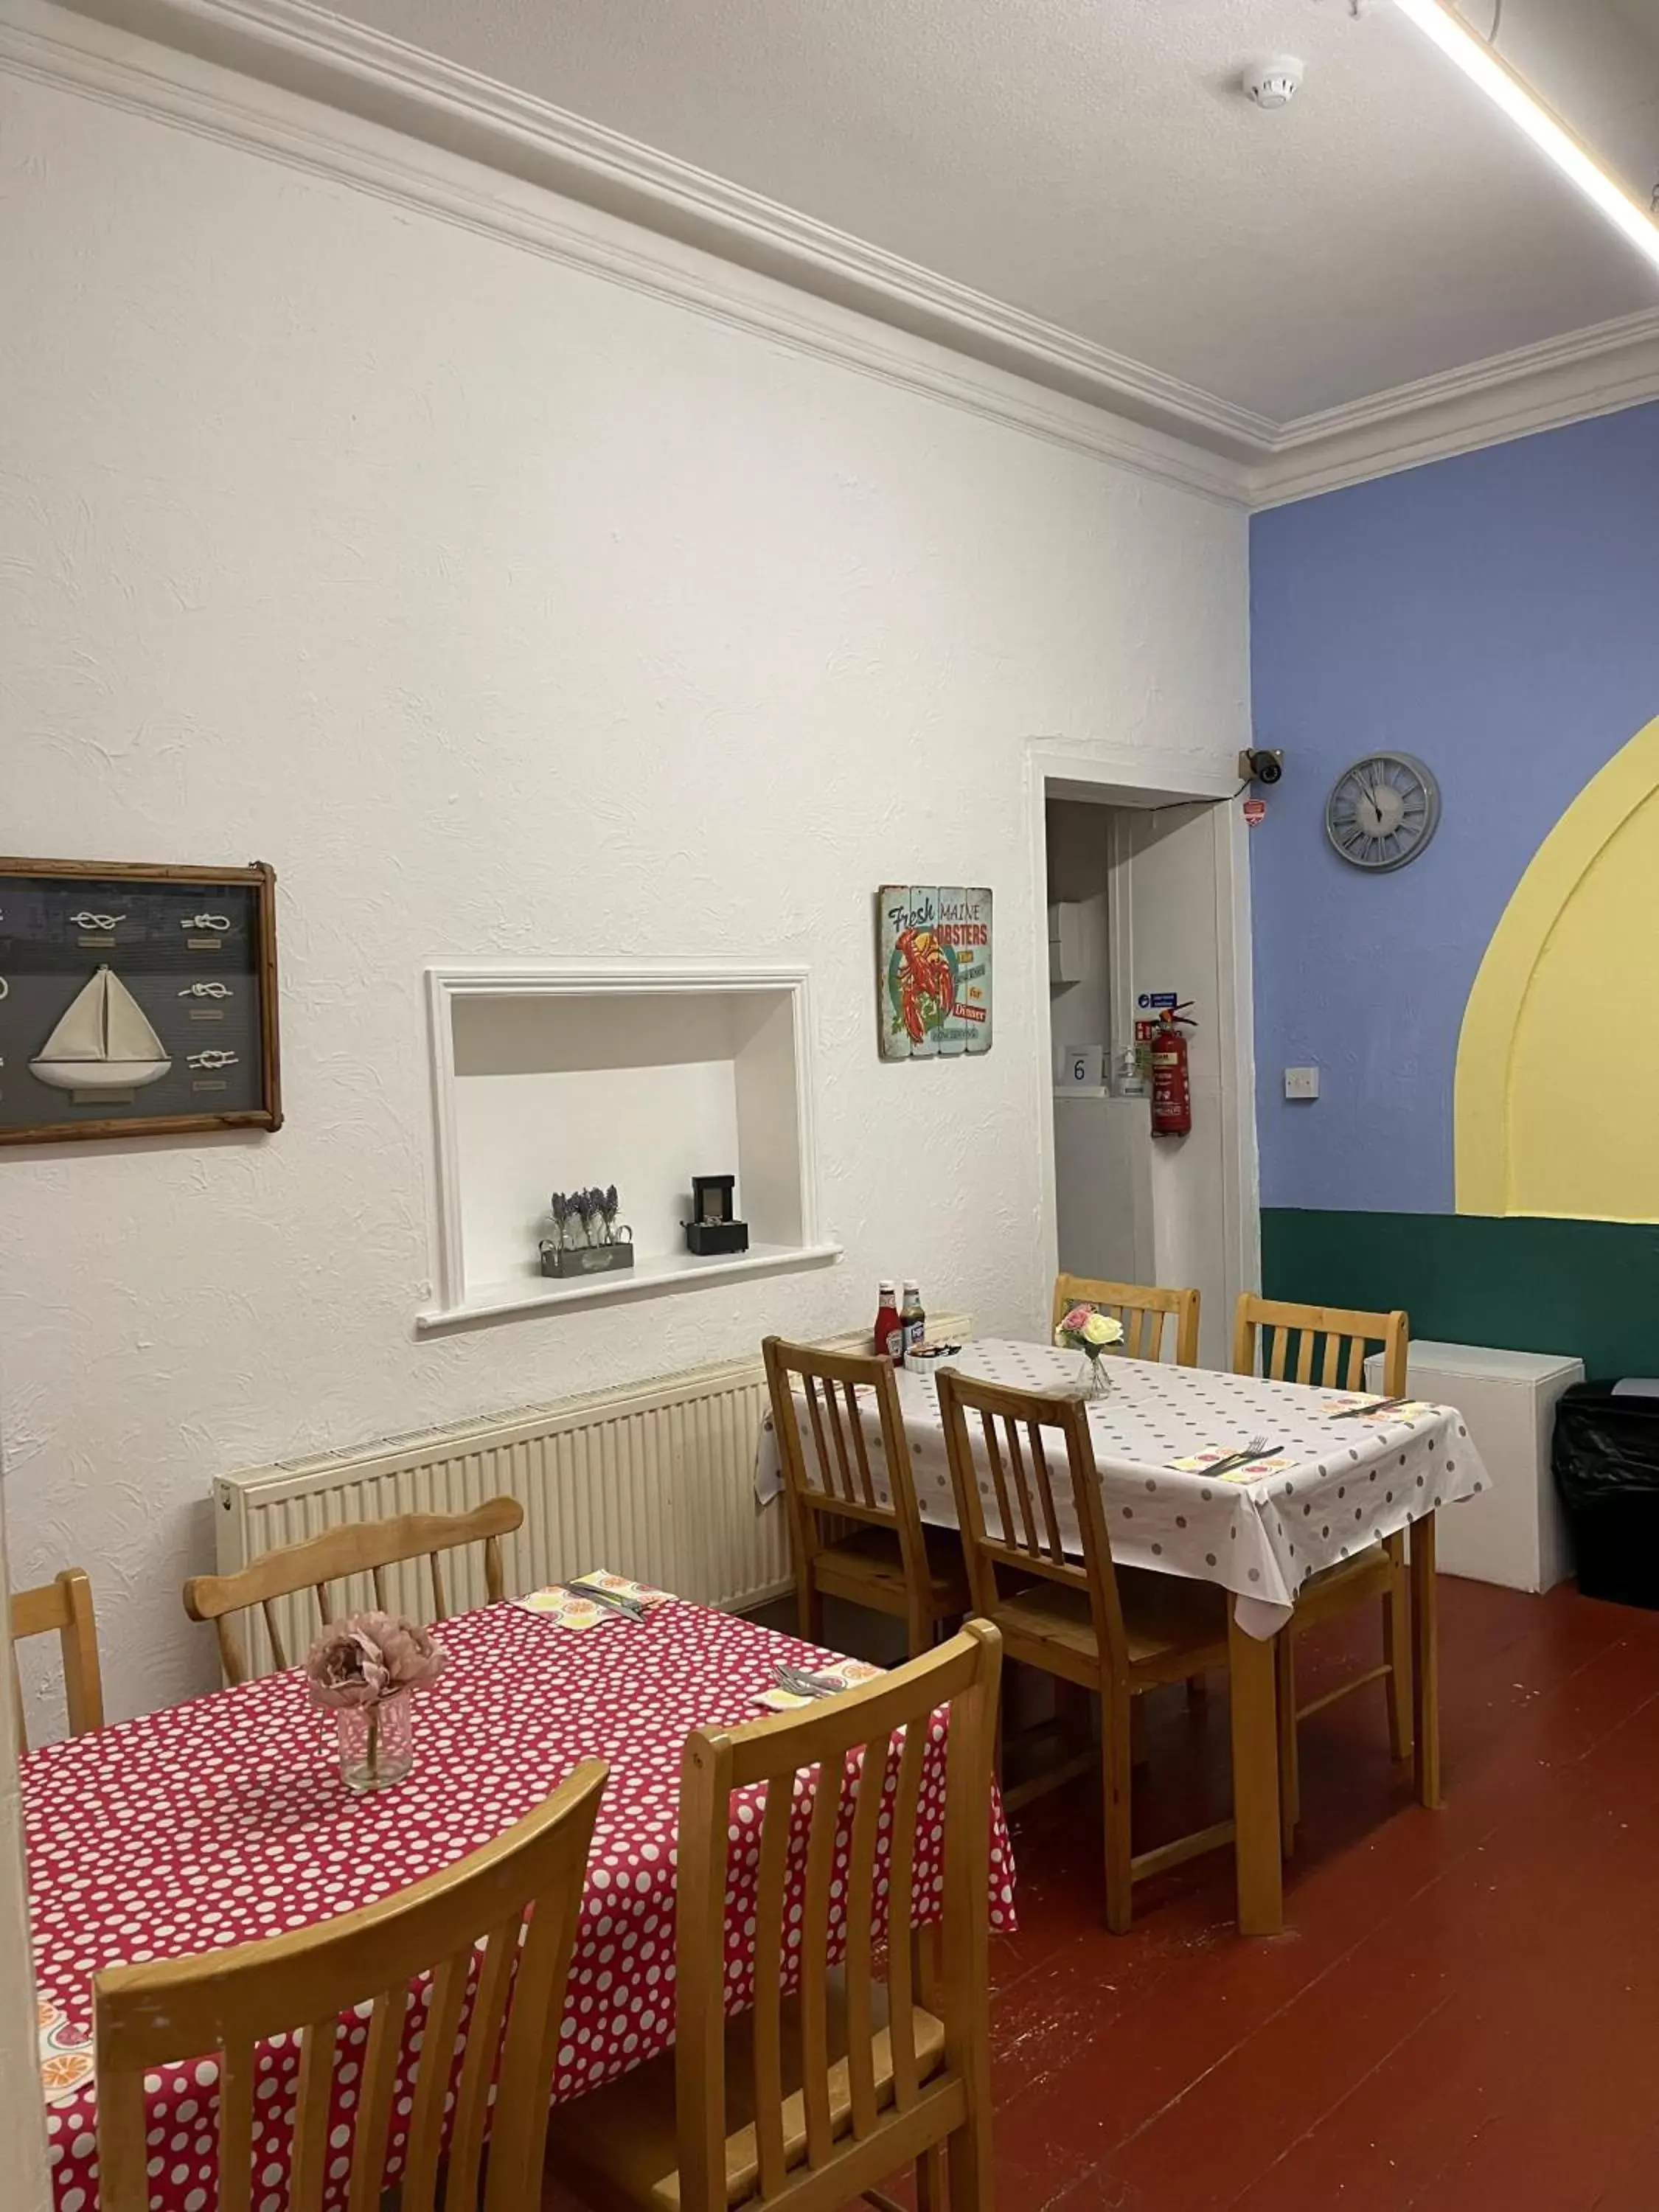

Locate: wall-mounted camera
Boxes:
[1238,748,1284,786]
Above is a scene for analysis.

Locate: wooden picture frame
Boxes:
[0,859,282,1146]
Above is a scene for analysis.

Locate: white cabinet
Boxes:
[1366,1339,1583,1592]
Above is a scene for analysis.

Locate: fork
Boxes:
[773,1662,852,1699]
[1199,1433,1272,1478]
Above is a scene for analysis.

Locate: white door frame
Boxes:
[1024,738,1260,1338]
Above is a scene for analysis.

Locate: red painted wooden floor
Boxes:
[977,1575,1659,2211]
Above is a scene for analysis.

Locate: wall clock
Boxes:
[1325,752,1441,872]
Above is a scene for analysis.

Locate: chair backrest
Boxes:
[1051,1274,1201,1367]
[10,1567,104,1750]
[762,1334,929,1566]
[934,1369,1130,1677]
[96,1756,607,2212]
[182,1495,524,1684]
[674,1623,1001,2212]
[1232,1294,1409,1399]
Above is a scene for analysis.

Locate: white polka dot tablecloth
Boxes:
[24,1599,1015,2212]
[756,1338,1489,1639]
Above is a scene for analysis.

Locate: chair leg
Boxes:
[1102,1685,1134,1934]
[1274,1632,1300,1852]
[917,2144,947,2212]
[945,2112,993,2212]
[1382,1536,1413,1765]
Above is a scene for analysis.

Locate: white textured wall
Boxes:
[0,64,1248,1724]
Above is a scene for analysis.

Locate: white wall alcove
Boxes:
[420,964,838,1329]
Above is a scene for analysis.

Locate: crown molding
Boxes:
[1250,306,1659,507]
[8,0,1659,513]
[27,0,1274,459]
[0,0,1251,507]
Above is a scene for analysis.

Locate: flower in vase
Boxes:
[305,1611,447,1711]
[1054,1306,1125,1359]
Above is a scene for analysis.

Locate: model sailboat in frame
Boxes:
[29,966,171,1098]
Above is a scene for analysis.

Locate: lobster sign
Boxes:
[877,886,994,1060]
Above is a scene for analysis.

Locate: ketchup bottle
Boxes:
[873,1280,903,1363]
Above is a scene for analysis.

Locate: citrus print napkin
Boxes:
[568,1570,675,1609]
[38,1997,94,2107]
[1319,1397,1436,1422]
[754,1658,883,1713]
[514,1571,678,1630]
[512,1587,619,1632]
[1169,1450,1298,1481]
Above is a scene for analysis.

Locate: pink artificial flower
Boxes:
[305,1610,447,1710]
[1061,1305,1093,1335]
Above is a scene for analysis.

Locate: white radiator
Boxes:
[212,1318,970,1669]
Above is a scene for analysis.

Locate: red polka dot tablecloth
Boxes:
[24,1599,1017,2212]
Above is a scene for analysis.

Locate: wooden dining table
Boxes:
[756,1337,1492,1935]
[25,1593,1017,2212]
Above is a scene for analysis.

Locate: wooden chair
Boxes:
[10,1567,104,1749]
[1231,1294,1415,1840]
[762,1336,969,1659]
[936,1368,1233,1933]
[1051,1274,1201,1367]
[97,1757,607,2212]
[545,1622,1001,2212]
[183,1495,524,1684]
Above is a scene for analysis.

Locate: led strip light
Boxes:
[1391,0,1659,275]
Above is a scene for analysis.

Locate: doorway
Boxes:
[1031,745,1256,1371]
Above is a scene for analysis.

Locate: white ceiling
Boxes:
[326,0,1659,428]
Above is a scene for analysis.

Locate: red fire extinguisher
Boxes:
[1150,1003,1196,1138]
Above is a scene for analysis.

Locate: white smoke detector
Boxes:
[1242,55,1305,109]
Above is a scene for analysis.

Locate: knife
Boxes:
[1329,1395,1411,1422]
[557,1579,647,1621]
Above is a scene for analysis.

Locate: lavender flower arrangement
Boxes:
[546,1186,627,1251]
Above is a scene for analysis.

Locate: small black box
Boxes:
[686,1174,748,1256]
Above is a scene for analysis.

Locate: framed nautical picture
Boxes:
[0,859,281,1146]
[876,886,993,1060]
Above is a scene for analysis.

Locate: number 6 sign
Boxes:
[1056,1043,1104,1090]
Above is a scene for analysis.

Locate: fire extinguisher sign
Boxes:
[1137,992,1179,1011]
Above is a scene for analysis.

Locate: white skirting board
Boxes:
[1368,1339,1584,1593]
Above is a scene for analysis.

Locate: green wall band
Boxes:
[1261,1209,1659,1380]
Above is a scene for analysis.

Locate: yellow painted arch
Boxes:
[1456,712,1659,1219]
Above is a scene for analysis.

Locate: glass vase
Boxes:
[335,1686,414,1794]
[1079,1351,1112,1399]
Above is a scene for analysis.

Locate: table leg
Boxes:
[1228,1612,1283,1935]
[1411,1509,1441,1809]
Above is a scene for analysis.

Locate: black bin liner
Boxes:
[1552,1383,1659,1609]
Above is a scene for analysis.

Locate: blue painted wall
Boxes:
[1250,399,1659,1216]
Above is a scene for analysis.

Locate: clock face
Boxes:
[1325,752,1441,872]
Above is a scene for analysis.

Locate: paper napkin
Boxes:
[38,2000,93,2107]
[568,1570,675,1609]
[512,1587,619,1632]
[754,1657,883,1712]
[1169,1450,1298,1481]
[1319,1397,1436,1423]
